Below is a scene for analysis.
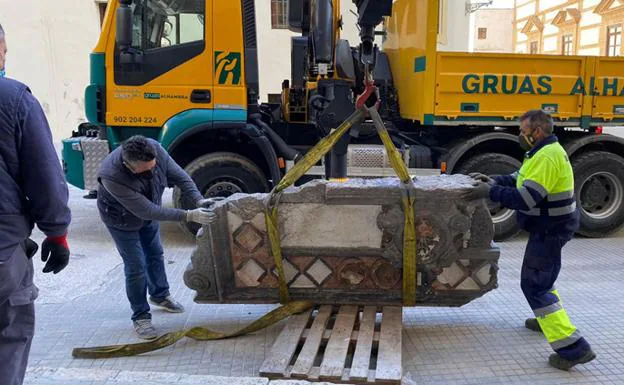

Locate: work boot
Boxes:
[525,318,542,332]
[133,319,158,340]
[149,296,185,313]
[549,350,596,371]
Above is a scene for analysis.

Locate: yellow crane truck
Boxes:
[62,0,624,240]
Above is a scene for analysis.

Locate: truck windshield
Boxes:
[130,0,205,50]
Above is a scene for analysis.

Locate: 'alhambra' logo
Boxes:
[215,51,241,85]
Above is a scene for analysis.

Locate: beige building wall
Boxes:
[0,0,103,140]
[437,0,472,52]
[513,0,624,56]
[473,8,514,52]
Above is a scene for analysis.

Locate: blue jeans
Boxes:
[107,222,170,321]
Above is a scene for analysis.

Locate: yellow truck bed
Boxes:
[384,0,624,128]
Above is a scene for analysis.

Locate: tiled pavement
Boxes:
[22,186,624,384]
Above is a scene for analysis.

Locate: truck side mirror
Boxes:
[116,0,134,49]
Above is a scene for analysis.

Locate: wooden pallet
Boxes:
[259,305,402,384]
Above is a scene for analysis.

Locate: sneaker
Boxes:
[525,318,542,332]
[549,350,596,371]
[149,296,185,313]
[133,319,158,340]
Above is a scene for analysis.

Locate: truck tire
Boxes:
[572,151,624,237]
[455,153,522,241]
[173,152,270,236]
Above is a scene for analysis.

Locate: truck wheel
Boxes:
[455,153,522,241]
[572,151,624,237]
[173,152,269,236]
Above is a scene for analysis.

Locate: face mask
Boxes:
[519,130,535,151]
[0,68,5,78]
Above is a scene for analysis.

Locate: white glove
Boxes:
[186,208,217,225]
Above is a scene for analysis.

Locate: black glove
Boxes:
[25,238,39,259]
[461,181,491,201]
[41,236,70,274]
[468,172,495,186]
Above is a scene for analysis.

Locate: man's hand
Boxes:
[196,197,225,209]
[468,172,495,186]
[186,208,217,225]
[461,181,491,201]
[41,234,70,274]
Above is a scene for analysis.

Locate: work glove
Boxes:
[468,172,495,186]
[41,234,70,274]
[196,197,225,209]
[461,181,491,201]
[186,208,217,225]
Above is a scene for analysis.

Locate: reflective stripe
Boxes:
[549,190,574,201]
[523,179,548,198]
[519,186,537,208]
[520,208,541,216]
[550,330,582,350]
[534,302,563,318]
[549,201,577,216]
[520,202,576,216]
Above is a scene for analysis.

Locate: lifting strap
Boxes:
[266,105,418,306]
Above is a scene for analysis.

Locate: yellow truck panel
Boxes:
[213,0,248,110]
[593,57,624,125]
[384,0,624,128]
[434,53,588,125]
[384,0,438,123]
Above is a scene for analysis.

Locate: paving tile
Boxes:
[20,186,624,385]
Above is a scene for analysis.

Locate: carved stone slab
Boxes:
[184,175,500,307]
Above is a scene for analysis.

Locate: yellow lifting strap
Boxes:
[265,106,418,306]
[367,107,417,306]
[72,300,314,359]
[265,108,368,303]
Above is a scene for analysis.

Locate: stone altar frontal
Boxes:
[184,175,500,307]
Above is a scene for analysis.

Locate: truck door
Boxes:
[106,0,213,131]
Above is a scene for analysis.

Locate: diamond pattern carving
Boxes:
[233,223,264,253]
[236,259,265,287]
[272,259,299,285]
[474,264,492,286]
[290,274,316,288]
[436,262,467,287]
[455,277,480,291]
[306,258,332,286]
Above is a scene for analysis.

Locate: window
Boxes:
[478,28,487,40]
[129,0,205,50]
[607,24,622,57]
[271,0,288,29]
[530,41,539,54]
[562,34,573,55]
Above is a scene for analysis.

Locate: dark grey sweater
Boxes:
[97,139,203,229]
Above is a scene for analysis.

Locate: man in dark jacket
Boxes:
[0,77,72,385]
[464,110,595,371]
[97,135,214,339]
